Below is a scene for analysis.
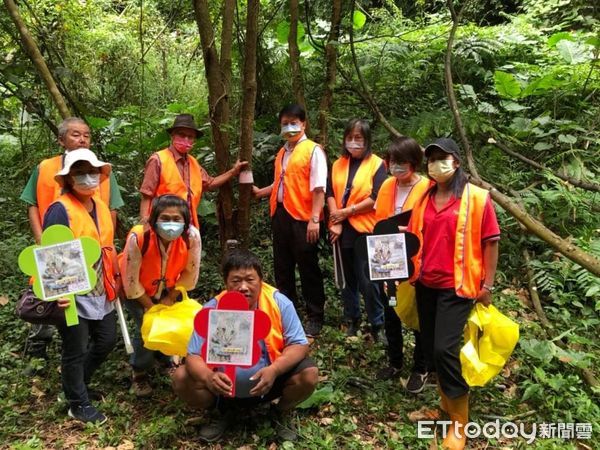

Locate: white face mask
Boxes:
[345,139,365,155]
[428,159,456,183]
[280,124,303,140]
[73,173,100,191]
[390,163,411,176]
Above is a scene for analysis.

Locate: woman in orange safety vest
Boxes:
[327,119,388,341]
[121,194,201,398]
[409,138,500,450]
[43,149,119,425]
[373,137,434,394]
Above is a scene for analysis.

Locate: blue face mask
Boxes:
[156,221,184,241]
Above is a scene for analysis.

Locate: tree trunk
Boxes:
[316,0,342,148]
[4,0,71,118]
[237,0,260,248]
[193,0,236,246]
[288,0,307,125]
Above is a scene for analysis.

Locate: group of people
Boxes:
[19,104,499,449]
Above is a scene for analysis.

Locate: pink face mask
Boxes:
[172,135,194,154]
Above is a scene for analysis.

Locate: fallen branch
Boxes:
[521,249,551,328]
[490,138,600,193]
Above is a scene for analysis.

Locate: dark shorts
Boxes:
[218,357,317,410]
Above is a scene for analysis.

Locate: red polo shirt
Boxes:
[420,193,500,289]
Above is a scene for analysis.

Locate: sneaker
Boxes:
[131,372,153,398]
[68,404,107,425]
[198,411,233,443]
[376,366,402,381]
[305,320,323,338]
[406,371,429,394]
[270,407,298,442]
[345,320,360,337]
[372,326,388,347]
[275,418,298,442]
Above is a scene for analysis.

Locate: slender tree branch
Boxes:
[490,138,600,192]
[4,0,70,118]
[349,0,401,138]
[444,0,478,177]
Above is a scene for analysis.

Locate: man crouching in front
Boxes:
[172,249,318,443]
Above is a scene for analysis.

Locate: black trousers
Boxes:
[57,311,117,408]
[383,302,427,373]
[272,205,326,323]
[415,282,473,399]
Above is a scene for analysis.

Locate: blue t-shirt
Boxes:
[187,288,307,397]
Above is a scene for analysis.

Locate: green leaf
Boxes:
[585,285,600,297]
[353,11,367,29]
[458,84,477,100]
[276,20,305,45]
[296,385,334,409]
[558,134,577,144]
[519,338,555,364]
[556,40,590,64]
[86,116,109,129]
[547,32,574,48]
[494,71,521,98]
[510,117,532,133]
[276,21,290,44]
[584,36,600,48]
[534,142,553,151]
[477,102,498,114]
[501,101,529,112]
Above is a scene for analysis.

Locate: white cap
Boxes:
[54,148,111,185]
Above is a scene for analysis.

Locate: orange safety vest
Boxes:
[331,154,383,233]
[269,139,319,221]
[375,176,433,221]
[215,282,284,363]
[154,149,203,228]
[37,155,110,223]
[409,183,489,299]
[122,225,189,298]
[56,193,118,301]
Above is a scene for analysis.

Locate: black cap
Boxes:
[424,137,461,160]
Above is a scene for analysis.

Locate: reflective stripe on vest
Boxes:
[375,176,433,221]
[126,224,189,298]
[215,282,284,363]
[331,154,383,234]
[37,155,110,222]
[56,193,118,300]
[409,183,488,299]
[155,149,203,228]
[269,139,317,221]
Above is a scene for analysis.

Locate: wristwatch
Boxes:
[311,216,320,224]
[482,284,495,293]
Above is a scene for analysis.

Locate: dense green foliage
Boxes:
[0,0,598,448]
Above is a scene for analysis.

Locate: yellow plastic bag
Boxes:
[460,303,519,387]
[140,287,202,356]
[393,281,420,331]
